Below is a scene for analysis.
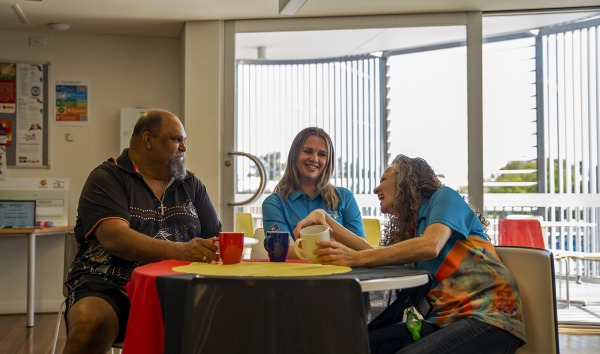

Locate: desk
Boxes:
[0,226,73,327]
[123,260,431,354]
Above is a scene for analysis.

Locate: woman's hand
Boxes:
[313,239,361,267]
[293,209,329,239]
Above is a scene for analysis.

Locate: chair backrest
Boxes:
[506,214,545,222]
[250,227,269,259]
[170,277,369,354]
[495,246,559,354]
[362,217,382,246]
[235,212,255,238]
[497,219,546,248]
[63,231,78,297]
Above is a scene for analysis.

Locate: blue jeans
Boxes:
[369,318,522,354]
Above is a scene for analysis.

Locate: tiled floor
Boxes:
[556,276,600,325]
[556,275,600,353]
[559,332,600,354]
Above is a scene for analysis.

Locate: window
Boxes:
[235,51,385,216]
[234,24,467,218]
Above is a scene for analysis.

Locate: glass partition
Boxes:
[483,11,600,325]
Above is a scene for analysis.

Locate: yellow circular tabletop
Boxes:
[173,261,352,277]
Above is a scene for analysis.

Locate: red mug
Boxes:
[217,232,244,265]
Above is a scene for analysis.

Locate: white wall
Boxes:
[181,21,224,221]
[0,28,181,313]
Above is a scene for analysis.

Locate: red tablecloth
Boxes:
[123,260,189,354]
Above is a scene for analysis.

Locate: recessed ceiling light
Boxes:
[47,23,70,31]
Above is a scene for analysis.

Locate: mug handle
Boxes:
[294,238,308,261]
[263,236,273,253]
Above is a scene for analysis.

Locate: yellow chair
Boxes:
[362,217,382,246]
[235,212,255,238]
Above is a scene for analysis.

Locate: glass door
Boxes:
[223,14,471,232]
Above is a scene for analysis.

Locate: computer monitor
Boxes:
[0,200,37,227]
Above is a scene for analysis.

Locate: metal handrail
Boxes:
[227,151,267,206]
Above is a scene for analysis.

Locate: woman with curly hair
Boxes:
[262,127,365,258]
[294,154,525,354]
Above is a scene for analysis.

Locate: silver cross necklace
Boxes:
[158,181,168,215]
[138,170,171,216]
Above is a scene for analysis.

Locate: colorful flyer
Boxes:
[0,63,17,113]
[55,78,89,125]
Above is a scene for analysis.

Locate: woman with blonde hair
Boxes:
[294,154,525,353]
[262,127,365,258]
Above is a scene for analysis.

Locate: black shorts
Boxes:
[66,280,130,341]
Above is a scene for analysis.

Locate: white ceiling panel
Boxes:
[0,0,599,37]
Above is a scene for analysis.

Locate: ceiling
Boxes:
[1,0,600,37]
[235,11,598,60]
[1,0,600,60]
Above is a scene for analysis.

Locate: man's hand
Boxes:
[182,237,219,263]
[95,218,221,263]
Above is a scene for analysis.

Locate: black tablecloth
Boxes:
[156,265,432,354]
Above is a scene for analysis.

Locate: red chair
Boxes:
[497,219,546,248]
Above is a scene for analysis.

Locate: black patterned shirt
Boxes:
[65,149,222,295]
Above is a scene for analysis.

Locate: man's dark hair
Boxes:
[131,110,163,140]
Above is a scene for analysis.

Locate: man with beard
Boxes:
[63,109,222,354]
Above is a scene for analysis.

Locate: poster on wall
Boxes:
[0,63,17,113]
[0,61,48,168]
[15,63,44,167]
[55,78,89,125]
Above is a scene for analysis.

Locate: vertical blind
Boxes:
[539,19,600,260]
[540,20,600,195]
[235,56,385,215]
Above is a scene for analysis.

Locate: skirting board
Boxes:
[0,300,63,314]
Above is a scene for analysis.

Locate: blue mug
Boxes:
[264,231,290,262]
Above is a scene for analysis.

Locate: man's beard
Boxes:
[169,153,187,180]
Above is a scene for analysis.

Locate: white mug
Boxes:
[294,225,330,263]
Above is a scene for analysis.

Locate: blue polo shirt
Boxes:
[262,186,365,240]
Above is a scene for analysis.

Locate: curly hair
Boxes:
[380,154,489,245]
[465,196,490,239]
[274,127,339,210]
[380,155,442,246]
